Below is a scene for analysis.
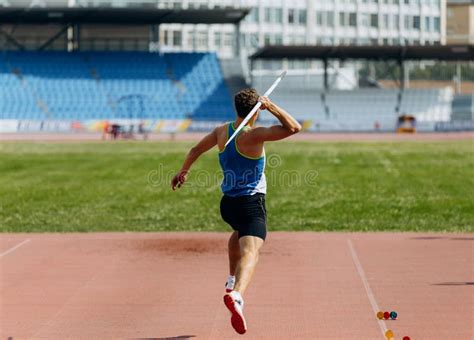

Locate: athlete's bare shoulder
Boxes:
[216,122,230,151]
[215,123,229,133]
[215,123,230,138]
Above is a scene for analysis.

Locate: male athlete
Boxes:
[171,88,301,334]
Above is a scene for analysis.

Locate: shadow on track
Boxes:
[133,336,196,340]
[431,282,474,286]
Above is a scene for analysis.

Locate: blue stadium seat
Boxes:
[0,51,233,121]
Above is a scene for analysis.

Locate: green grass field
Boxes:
[1,140,473,233]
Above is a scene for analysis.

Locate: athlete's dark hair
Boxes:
[234,88,259,118]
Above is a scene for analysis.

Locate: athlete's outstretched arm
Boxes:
[171,128,217,190]
[249,96,302,142]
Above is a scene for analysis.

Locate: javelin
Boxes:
[225,70,287,147]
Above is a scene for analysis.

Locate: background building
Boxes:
[157,0,446,58]
[0,0,447,58]
[446,0,474,45]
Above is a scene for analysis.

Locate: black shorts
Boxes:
[220,193,267,241]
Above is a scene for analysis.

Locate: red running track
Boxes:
[1,232,472,339]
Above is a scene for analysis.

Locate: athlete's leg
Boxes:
[233,235,264,296]
[228,231,240,276]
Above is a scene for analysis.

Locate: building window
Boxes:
[264,8,272,23]
[383,14,389,28]
[264,34,272,46]
[251,8,259,23]
[349,13,357,27]
[223,33,233,47]
[197,31,208,48]
[316,11,323,26]
[404,16,410,29]
[327,12,334,27]
[275,34,283,45]
[214,32,221,47]
[275,8,283,24]
[360,13,369,27]
[413,15,420,30]
[288,9,295,24]
[249,33,258,48]
[322,36,334,45]
[299,9,307,25]
[370,14,379,28]
[424,17,430,31]
[294,35,306,44]
[173,31,181,46]
[394,14,399,29]
[339,12,346,26]
[169,1,182,9]
[187,30,194,47]
[434,17,440,32]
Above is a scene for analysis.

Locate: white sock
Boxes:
[227,275,236,283]
[230,290,242,301]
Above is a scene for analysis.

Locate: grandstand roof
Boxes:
[0,7,250,25]
[251,45,474,61]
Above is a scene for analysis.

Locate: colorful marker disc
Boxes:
[385,329,394,339]
[402,337,410,340]
[377,311,384,319]
[390,311,398,320]
[383,311,390,320]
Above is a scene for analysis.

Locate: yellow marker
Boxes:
[385,329,394,339]
[377,311,384,320]
[178,119,192,132]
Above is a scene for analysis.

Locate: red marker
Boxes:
[402,337,410,340]
[383,311,390,320]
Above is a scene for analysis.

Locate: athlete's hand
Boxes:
[258,96,272,110]
[171,170,188,190]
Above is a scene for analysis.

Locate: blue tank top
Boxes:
[219,122,266,197]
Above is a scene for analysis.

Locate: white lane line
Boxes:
[347,239,388,339]
[0,239,31,258]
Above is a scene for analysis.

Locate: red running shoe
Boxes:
[223,291,246,334]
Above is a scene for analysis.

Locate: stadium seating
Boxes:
[165,53,234,121]
[0,52,46,119]
[0,51,233,121]
[260,86,453,131]
[0,51,455,130]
